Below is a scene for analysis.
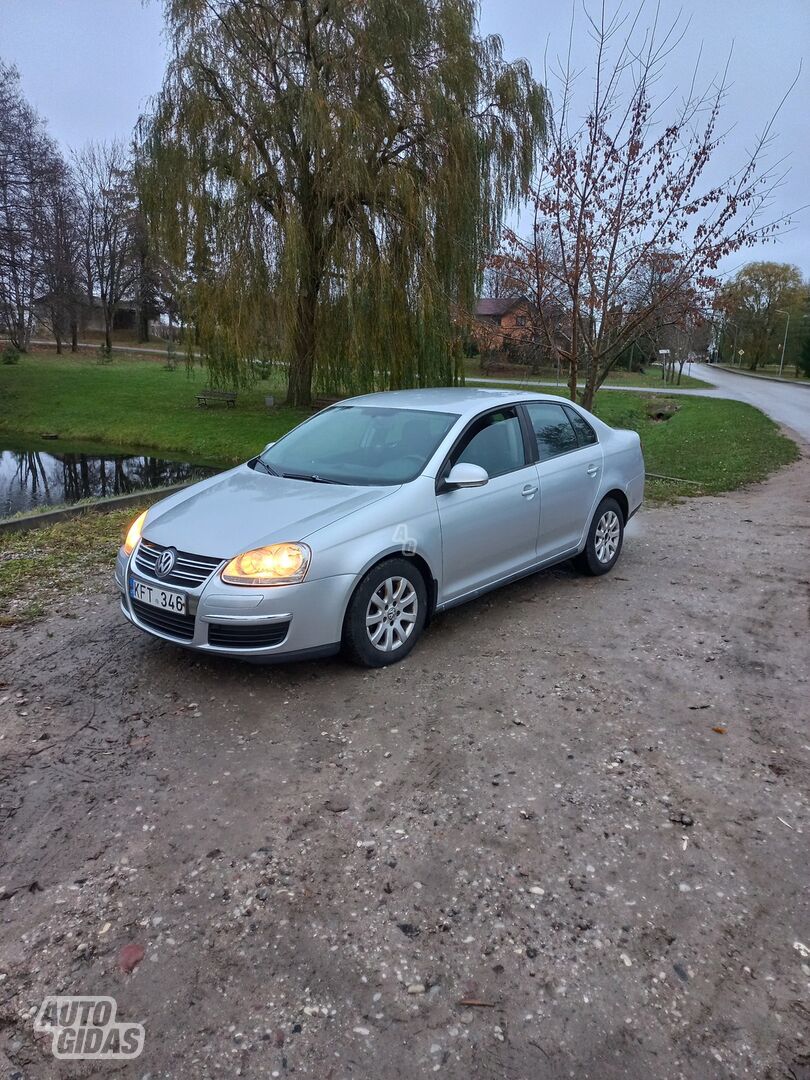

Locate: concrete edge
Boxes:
[711,365,810,389]
[0,483,190,536]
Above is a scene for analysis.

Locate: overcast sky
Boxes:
[2,0,808,277]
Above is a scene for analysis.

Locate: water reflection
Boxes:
[1,448,219,517]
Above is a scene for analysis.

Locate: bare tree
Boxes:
[495,2,796,410]
[73,141,138,350]
[40,181,83,353]
[0,61,65,350]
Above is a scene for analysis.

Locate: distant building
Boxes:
[472,297,537,351]
[33,294,139,336]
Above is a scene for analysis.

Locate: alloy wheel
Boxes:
[365,576,418,652]
[595,510,621,563]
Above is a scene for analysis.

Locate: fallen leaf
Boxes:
[712,726,727,735]
[118,943,145,973]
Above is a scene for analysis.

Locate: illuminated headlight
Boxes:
[123,510,148,555]
[221,542,311,586]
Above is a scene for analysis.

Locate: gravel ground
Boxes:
[0,448,808,1080]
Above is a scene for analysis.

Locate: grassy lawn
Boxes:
[464,359,710,390]
[0,355,798,626]
[598,366,710,389]
[589,392,798,500]
[0,352,303,465]
[1,354,797,503]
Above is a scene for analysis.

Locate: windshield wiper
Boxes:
[252,458,282,477]
[283,472,348,485]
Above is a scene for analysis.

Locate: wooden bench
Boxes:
[197,388,237,408]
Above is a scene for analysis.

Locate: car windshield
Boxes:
[257,405,460,486]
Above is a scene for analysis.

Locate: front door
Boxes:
[436,407,541,602]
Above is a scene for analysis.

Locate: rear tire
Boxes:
[574,497,624,576]
[342,558,428,667]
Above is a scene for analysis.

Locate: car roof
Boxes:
[343,386,571,418]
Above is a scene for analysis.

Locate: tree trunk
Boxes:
[104,309,112,351]
[580,378,596,412]
[286,289,318,407]
[71,320,78,352]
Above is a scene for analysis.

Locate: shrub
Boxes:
[2,344,20,365]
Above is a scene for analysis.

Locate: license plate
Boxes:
[129,577,187,615]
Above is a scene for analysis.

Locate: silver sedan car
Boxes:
[116,388,644,666]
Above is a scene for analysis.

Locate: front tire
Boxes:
[342,558,428,667]
[575,497,624,576]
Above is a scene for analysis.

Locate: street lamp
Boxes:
[776,309,790,376]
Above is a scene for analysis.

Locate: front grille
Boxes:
[131,598,196,641]
[134,539,222,588]
[207,620,291,649]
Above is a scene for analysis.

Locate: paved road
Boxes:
[474,364,810,441]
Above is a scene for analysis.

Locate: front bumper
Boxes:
[116,545,352,660]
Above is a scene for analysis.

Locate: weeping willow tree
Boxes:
[139,0,547,405]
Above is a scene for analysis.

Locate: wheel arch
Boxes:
[601,488,629,523]
[344,548,439,632]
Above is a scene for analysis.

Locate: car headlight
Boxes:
[221,542,311,586]
[123,510,148,556]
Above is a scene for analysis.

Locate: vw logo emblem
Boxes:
[155,548,177,578]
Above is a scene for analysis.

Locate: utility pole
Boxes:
[776,309,791,376]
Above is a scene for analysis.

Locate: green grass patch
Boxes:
[0,352,305,464]
[1,354,798,518]
[0,508,136,625]
[464,359,710,390]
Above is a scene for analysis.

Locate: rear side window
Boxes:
[524,402,578,460]
[563,405,598,447]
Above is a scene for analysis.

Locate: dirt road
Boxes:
[1,450,809,1079]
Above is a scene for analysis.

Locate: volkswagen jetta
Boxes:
[116,388,644,666]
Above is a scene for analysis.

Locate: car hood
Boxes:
[142,464,398,558]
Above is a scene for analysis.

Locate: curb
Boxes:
[711,365,810,389]
[0,483,190,536]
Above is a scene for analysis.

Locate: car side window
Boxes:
[524,403,579,460]
[451,408,526,478]
[563,405,598,447]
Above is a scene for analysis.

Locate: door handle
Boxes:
[586,463,600,477]
[521,483,539,498]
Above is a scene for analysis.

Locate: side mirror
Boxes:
[262,441,275,453]
[445,462,489,489]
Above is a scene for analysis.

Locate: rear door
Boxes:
[522,402,603,560]
[436,407,541,602]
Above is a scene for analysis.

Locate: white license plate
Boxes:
[129,577,187,615]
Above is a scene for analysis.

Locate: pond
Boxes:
[0,441,221,517]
